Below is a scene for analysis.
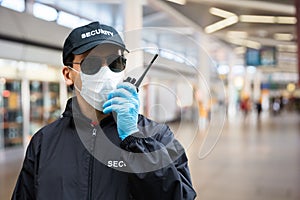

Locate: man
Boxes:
[12,21,196,200]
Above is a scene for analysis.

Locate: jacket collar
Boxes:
[62,97,93,123]
[62,97,115,127]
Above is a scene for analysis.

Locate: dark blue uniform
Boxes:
[12,97,196,200]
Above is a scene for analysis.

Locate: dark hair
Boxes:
[65,54,75,67]
[65,53,75,90]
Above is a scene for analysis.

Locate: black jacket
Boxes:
[12,98,196,200]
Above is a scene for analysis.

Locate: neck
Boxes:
[76,94,108,123]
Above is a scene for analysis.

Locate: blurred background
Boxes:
[0,0,300,199]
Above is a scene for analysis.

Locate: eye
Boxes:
[106,55,119,65]
[108,56,126,72]
[81,57,102,75]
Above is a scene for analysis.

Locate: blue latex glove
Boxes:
[102,82,139,140]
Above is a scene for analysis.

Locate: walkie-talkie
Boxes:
[123,54,158,91]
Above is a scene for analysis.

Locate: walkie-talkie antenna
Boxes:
[135,54,158,88]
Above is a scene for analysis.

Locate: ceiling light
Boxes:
[227,31,248,38]
[217,65,230,75]
[240,15,276,23]
[276,16,297,24]
[226,37,244,46]
[247,66,257,74]
[245,40,261,49]
[33,3,57,21]
[234,46,246,55]
[274,33,293,41]
[234,76,245,89]
[205,15,238,34]
[1,0,25,12]
[287,83,296,93]
[227,38,261,49]
[57,11,80,29]
[277,44,297,52]
[209,7,235,18]
[166,0,186,5]
[239,15,297,24]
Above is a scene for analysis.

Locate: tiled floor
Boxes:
[187,111,300,200]
[1,111,300,200]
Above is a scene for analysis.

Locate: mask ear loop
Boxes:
[67,65,80,73]
[67,66,82,93]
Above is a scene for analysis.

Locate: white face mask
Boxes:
[72,66,124,111]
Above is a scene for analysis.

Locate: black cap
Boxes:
[62,21,128,65]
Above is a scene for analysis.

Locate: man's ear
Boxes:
[62,66,74,86]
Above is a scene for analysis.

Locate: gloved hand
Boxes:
[102,82,139,140]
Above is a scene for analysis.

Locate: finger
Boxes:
[103,104,134,114]
[103,104,139,115]
[103,97,128,108]
[117,82,138,95]
[108,84,140,100]
[107,88,130,100]
[107,96,139,106]
[103,104,121,114]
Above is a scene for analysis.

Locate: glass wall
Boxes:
[0,59,64,149]
[29,81,60,136]
[0,79,23,147]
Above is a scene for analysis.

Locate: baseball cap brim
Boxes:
[72,40,129,55]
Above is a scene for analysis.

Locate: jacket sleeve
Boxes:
[12,132,42,200]
[120,125,197,200]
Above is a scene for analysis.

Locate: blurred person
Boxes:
[271,96,281,115]
[12,22,196,200]
[240,96,251,118]
[255,97,262,118]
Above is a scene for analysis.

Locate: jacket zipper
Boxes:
[88,127,97,200]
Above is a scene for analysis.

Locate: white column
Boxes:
[243,69,252,97]
[122,0,144,113]
[123,0,143,34]
[122,0,143,69]
[21,78,30,149]
[227,54,237,118]
[0,79,4,149]
[253,70,262,102]
[196,36,211,129]
[25,0,34,14]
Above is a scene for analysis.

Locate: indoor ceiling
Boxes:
[35,0,297,50]
[163,0,296,49]
[34,0,297,71]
